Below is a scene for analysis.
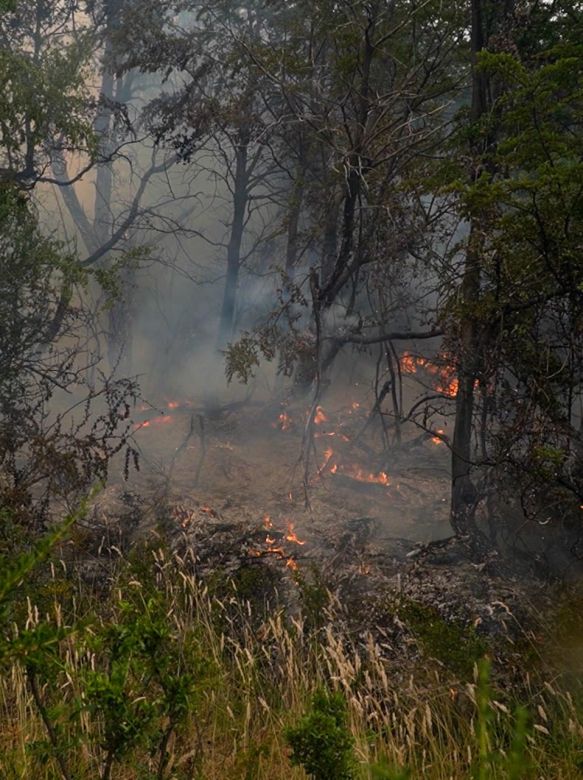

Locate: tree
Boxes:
[0,1,138,531]
[446,0,583,566]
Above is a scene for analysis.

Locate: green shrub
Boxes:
[285,689,356,780]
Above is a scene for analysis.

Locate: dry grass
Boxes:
[0,547,582,779]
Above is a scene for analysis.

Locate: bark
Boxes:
[450,0,515,542]
[285,164,305,277]
[217,129,250,347]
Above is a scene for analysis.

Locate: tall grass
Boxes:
[0,545,581,779]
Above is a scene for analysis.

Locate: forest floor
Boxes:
[93,386,560,665]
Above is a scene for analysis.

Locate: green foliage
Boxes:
[0,15,96,178]
[285,689,356,780]
[79,588,212,774]
[397,599,487,678]
[0,493,95,665]
[294,563,330,632]
[369,760,411,780]
[224,333,261,383]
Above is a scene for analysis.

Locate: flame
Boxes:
[400,352,418,373]
[273,411,293,430]
[431,428,445,445]
[339,464,390,486]
[134,414,173,430]
[436,377,459,398]
[314,406,328,425]
[285,522,305,546]
[400,352,459,398]
[325,455,390,487]
[319,447,335,474]
[286,559,299,571]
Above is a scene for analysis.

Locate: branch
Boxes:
[81,153,178,267]
[331,327,443,346]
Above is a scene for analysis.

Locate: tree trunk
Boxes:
[450,0,514,541]
[217,132,249,347]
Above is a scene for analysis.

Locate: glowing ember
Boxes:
[431,429,445,445]
[286,559,299,571]
[326,458,390,487]
[400,352,418,373]
[319,446,335,474]
[400,351,459,398]
[314,406,328,425]
[274,411,293,431]
[262,513,273,529]
[134,414,173,430]
[351,401,361,410]
[285,522,306,546]
[435,378,459,398]
[339,464,390,486]
[200,505,218,517]
[167,401,180,409]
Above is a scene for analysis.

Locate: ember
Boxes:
[314,406,328,424]
[431,428,446,445]
[134,414,173,430]
[274,411,293,431]
[400,351,459,398]
[285,522,305,545]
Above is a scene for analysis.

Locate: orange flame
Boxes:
[134,414,173,430]
[400,352,418,373]
[314,406,328,425]
[340,465,390,486]
[285,522,306,546]
[274,411,293,431]
[436,378,459,398]
[431,429,445,445]
[400,352,459,398]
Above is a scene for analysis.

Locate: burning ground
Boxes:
[86,364,548,659]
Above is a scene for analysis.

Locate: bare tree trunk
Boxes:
[450,0,514,542]
[218,131,249,347]
[285,166,305,278]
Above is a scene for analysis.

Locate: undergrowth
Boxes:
[0,523,582,779]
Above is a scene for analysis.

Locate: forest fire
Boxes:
[431,429,446,445]
[273,410,293,430]
[314,406,328,424]
[400,352,459,398]
[136,414,173,430]
[330,463,391,487]
[320,445,390,488]
[285,522,305,545]
[250,514,305,570]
